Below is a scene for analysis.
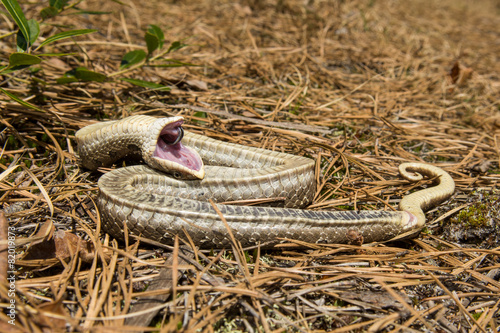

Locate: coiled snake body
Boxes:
[76,115,455,248]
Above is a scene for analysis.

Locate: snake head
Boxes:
[144,117,205,179]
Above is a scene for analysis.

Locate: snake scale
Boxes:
[76,115,455,248]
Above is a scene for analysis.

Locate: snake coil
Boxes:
[76,115,455,248]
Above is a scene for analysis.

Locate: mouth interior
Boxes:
[153,120,202,172]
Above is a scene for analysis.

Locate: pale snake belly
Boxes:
[76,115,455,248]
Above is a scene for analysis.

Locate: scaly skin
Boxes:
[76,115,455,248]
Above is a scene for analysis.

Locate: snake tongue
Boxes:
[153,121,204,179]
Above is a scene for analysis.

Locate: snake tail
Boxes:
[398,162,455,228]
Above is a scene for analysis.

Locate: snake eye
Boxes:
[172,171,182,179]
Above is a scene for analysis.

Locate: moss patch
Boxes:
[443,190,499,247]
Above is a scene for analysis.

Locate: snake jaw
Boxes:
[147,117,205,179]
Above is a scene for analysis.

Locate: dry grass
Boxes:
[0,0,499,331]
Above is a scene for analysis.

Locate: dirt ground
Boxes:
[0,0,499,332]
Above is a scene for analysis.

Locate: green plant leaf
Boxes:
[120,78,170,91]
[72,10,112,15]
[192,111,208,125]
[56,76,78,84]
[16,29,28,51]
[50,0,68,10]
[72,67,107,82]
[40,6,59,19]
[35,29,96,50]
[167,40,187,53]
[193,111,207,118]
[150,59,198,67]
[148,25,164,46]
[145,24,163,53]
[27,19,39,44]
[1,0,30,48]
[120,50,146,69]
[145,31,159,55]
[57,67,107,83]
[9,52,41,67]
[0,87,44,111]
[15,18,38,52]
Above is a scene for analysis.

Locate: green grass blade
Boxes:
[73,10,112,15]
[0,87,44,111]
[36,29,96,50]
[120,78,170,91]
[150,59,198,67]
[1,0,30,47]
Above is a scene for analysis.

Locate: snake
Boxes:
[76,115,455,248]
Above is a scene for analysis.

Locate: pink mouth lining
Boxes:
[153,121,203,172]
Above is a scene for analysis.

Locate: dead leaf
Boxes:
[44,57,72,72]
[449,61,460,84]
[35,299,69,332]
[23,225,95,263]
[447,61,473,87]
[30,220,55,246]
[456,67,473,86]
[469,160,492,173]
[186,79,209,91]
[346,229,364,246]
[339,290,411,314]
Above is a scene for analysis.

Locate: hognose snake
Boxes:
[76,115,455,248]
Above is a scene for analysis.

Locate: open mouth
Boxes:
[153,120,203,173]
